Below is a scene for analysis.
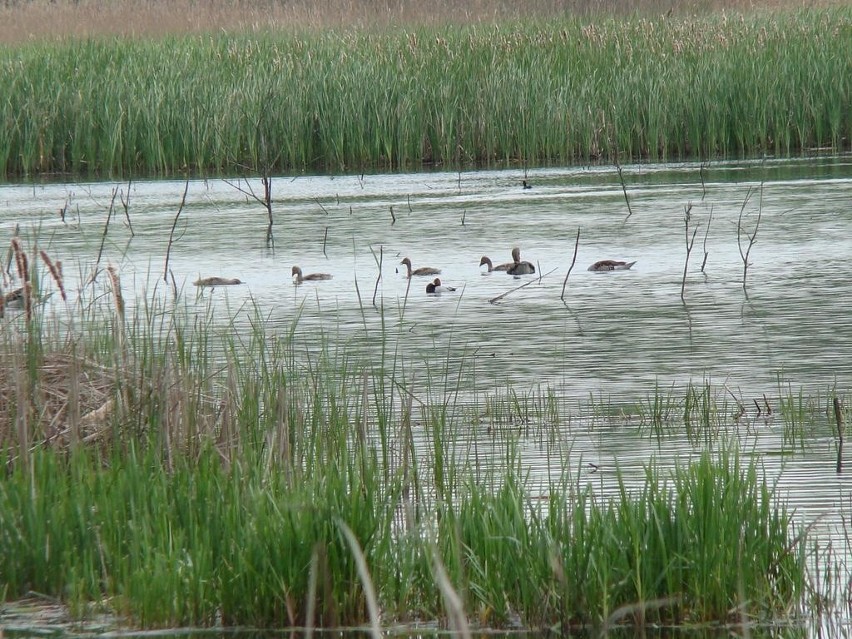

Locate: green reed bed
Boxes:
[0,8,849,177]
[0,274,822,631]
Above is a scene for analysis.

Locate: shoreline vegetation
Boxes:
[0,3,849,178]
[0,241,842,632]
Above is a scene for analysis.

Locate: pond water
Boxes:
[2,156,852,633]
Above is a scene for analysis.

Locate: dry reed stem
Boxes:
[106,265,125,322]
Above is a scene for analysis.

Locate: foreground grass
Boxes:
[0,8,849,177]
[0,251,819,631]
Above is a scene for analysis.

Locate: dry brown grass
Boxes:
[0,350,120,454]
[0,0,839,43]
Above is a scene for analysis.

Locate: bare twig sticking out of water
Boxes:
[119,178,134,236]
[489,267,558,305]
[223,173,276,248]
[560,228,581,302]
[322,227,328,257]
[699,161,708,200]
[313,198,330,215]
[616,159,634,220]
[91,187,119,283]
[700,205,713,274]
[389,206,396,225]
[371,245,383,309]
[724,384,746,421]
[407,194,412,213]
[460,210,466,226]
[681,203,698,302]
[164,180,190,284]
[834,397,844,474]
[736,185,762,297]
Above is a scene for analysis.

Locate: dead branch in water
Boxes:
[164,179,190,283]
[616,159,634,220]
[834,397,844,474]
[489,267,558,305]
[737,185,762,297]
[681,203,698,302]
[87,187,120,285]
[700,205,713,273]
[371,245,383,310]
[119,178,135,236]
[560,227,581,302]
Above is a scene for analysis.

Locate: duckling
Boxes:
[479,256,513,272]
[588,260,636,272]
[194,277,243,287]
[400,257,441,278]
[426,278,456,294]
[506,247,536,276]
[522,180,532,190]
[292,266,333,284]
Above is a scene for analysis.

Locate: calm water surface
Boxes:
[2,156,852,630]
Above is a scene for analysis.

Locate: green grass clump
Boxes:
[0,255,819,631]
[0,8,849,178]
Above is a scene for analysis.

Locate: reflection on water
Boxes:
[2,156,852,608]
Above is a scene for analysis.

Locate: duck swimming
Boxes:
[479,256,513,272]
[426,278,456,294]
[400,257,441,278]
[506,247,536,276]
[588,260,636,272]
[3,287,24,304]
[292,266,333,284]
[194,277,243,287]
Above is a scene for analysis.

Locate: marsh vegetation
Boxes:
[0,6,849,177]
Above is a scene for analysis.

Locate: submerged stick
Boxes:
[560,227,581,301]
[616,161,634,220]
[736,185,761,296]
[92,187,118,281]
[834,397,844,474]
[119,178,135,236]
[700,205,713,274]
[681,203,698,302]
[489,267,558,305]
[163,179,190,283]
[371,245,383,309]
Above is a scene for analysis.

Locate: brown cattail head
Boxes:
[23,281,32,322]
[39,250,67,302]
[11,238,28,283]
[106,265,124,320]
